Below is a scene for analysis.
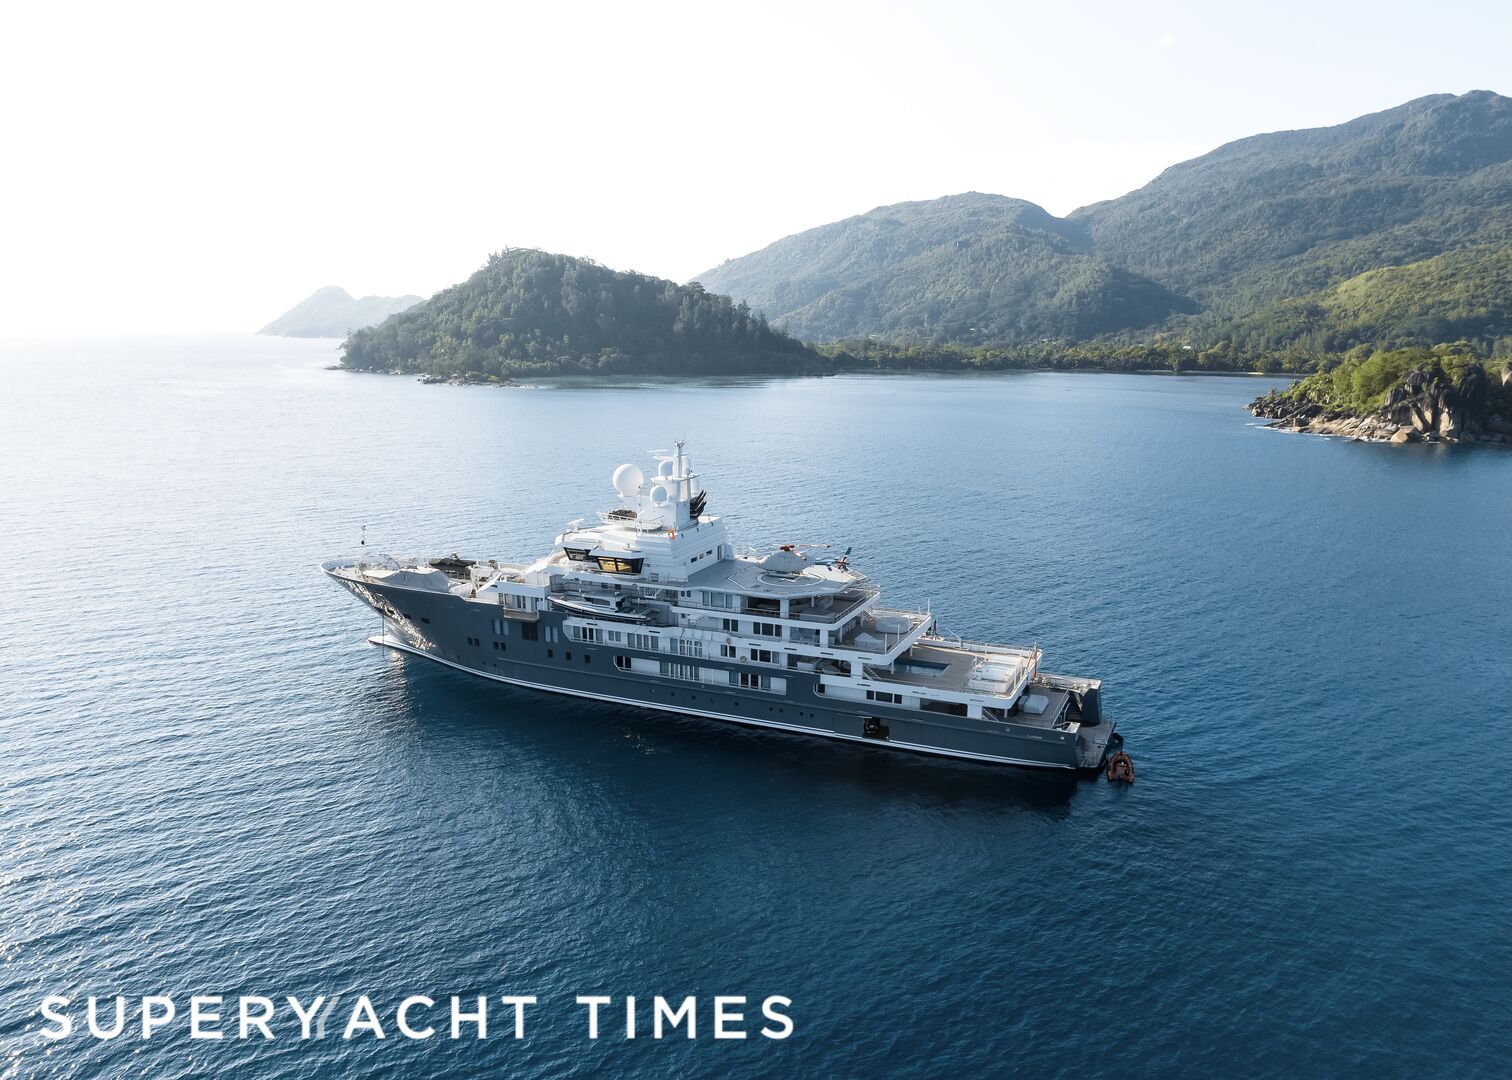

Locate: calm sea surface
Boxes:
[1,336,1508,1079]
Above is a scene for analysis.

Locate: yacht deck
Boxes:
[864,641,1038,699]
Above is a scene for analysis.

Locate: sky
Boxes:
[0,0,1507,336]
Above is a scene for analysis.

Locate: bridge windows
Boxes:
[594,556,644,574]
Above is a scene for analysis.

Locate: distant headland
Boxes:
[260,286,422,338]
[1249,347,1512,444]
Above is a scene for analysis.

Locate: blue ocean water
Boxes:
[1,336,1508,1079]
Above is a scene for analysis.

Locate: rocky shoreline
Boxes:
[328,365,517,386]
[1249,363,1512,445]
[417,372,518,387]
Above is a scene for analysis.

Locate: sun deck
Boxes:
[864,640,1039,699]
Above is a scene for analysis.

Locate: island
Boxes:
[338,250,821,379]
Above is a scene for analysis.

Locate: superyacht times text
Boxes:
[37,993,795,1043]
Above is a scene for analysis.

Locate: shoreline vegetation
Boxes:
[340,325,1512,446]
[1248,344,1512,444]
[332,94,1511,448]
[335,251,1512,447]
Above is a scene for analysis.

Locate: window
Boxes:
[521,623,539,641]
[628,633,658,652]
[572,625,602,643]
[607,630,623,643]
[866,690,902,705]
[493,641,506,652]
[719,644,738,659]
[920,698,967,717]
[563,547,592,562]
[675,637,703,658]
[565,651,572,662]
[751,648,775,664]
[753,621,781,638]
[594,556,644,574]
[583,653,591,663]
[546,648,554,659]
[732,672,772,691]
[721,617,740,633]
[660,661,699,682]
[614,655,631,670]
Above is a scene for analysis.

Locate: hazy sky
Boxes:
[1,0,1507,335]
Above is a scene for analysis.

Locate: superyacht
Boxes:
[322,444,1119,771]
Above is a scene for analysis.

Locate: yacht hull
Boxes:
[329,570,1115,772]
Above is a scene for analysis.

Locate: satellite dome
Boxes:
[612,463,644,497]
[649,483,671,505]
[657,458,674,478]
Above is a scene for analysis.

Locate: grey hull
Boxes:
[332,573,1116,772]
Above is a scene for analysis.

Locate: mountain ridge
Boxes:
[260,286,423,338]
[695,191,1188,344]
[696,91,1512,352]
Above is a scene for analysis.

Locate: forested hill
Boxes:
[1070,91,1512,314]
[696,92,1512,355]
[694,192,1193,344]
[340,250,820,378]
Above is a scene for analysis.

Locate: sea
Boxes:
[1,336,1508,1079]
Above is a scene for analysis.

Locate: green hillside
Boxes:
[1070,91,1512,314]
[695,193,1193,344]
[340,249,819,378]
[1190,245,1512,353]
[697,92,1511,354]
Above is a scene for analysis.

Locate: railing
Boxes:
[926,631,1039,662]
[668,590,879,629]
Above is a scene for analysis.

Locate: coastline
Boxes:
[1248,363,1512,446]
[331,364,1281,385]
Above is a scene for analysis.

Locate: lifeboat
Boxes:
[1105,750,1134,783]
